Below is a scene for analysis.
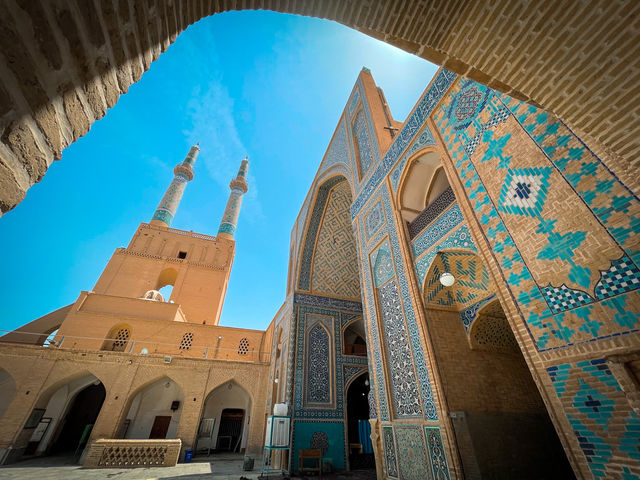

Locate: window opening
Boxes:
[179,333,194,350]
[238,338,249,355]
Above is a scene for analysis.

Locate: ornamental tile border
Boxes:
[293,293,363,313]
[382,426,398,478]
[356,209,391,421]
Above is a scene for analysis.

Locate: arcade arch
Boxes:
[21,373,106,458]
[196,380,252,455]
[119,376,184,440]
[342,317,367,357]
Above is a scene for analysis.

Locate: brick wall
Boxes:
[1,0,638,214]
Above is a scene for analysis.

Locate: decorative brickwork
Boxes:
[547,359,640,479]
[434,78,640,351]
[84,439,182,468]
[423,251,492,309]
[310,181,361,298]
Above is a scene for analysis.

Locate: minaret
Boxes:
[150,144,199,227]
[218,157,249,239]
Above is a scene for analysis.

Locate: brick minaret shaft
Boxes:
[150,144,200,227]
[218,157,249,239]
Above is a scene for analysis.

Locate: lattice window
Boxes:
[105,328,130,352]
[179,333,194,350]
[238,338,249,355]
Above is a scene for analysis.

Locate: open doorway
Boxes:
[21,374,105,460]
[346,372,373,470]
[197,381,251,456]
[119,377,184,440]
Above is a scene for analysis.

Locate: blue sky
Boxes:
[0,11,437,332]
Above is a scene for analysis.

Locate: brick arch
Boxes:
[203,378,254,406]
[1,1,638,215]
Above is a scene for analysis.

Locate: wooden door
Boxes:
[149,416,171,439]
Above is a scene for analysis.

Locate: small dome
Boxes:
[141,290,165,302]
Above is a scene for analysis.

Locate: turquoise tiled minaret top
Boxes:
[218,157,249,238]
[151,144,199,227]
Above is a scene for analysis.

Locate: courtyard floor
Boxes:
[0,453,377,480]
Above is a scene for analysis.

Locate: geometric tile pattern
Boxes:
[434,77,640,350]
[353,109,374,178]
[310,181,361,299]
[414,224,478,288]
[351,69,457,218]
[470,311,520,354]
[299,176,345,291]
[306,323,331,404]
[364,200,385,241]
[395,426,430,480]
[424,426,451,480]
[382,426,398,478]
[349,91,360,114]
[459,293,497,333]
[499,93,640,269]
[319,116,350,174]
[547,359,640,480]
[445,79,491,132]
[152,174,188,227]
[378,279,422,417]
[594,255,640,300]
[498,167,552,217]
[357,211,391,421]
[367,388,377,420]
[541,284,594,313]
[411,203,465,259]
[343,364,367,388]
[424,251,491,309]
[408,186,456,239]
[293,305,367,420]
[372,240,394,288]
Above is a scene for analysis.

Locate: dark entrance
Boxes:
[49,382,105,454]
[217,408,244,452]
[346,373,374,469]
[149,416,172,439]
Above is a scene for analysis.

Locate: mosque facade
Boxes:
[0,66,639,480]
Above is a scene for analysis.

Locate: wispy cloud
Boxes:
[183,78,264,224]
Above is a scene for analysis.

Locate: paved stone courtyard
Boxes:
[0,454,376,480]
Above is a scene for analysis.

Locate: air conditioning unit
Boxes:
[264,415,290,447]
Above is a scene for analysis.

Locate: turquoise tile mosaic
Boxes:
[424,426,450,480]
[394,426,430,480]
[547,359,640,479]
[433,77,640,351]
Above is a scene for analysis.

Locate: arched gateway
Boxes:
[0,9,639,478]
[0,2,638,214]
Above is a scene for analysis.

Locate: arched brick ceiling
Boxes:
[1,0,638,214]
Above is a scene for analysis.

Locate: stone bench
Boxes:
[83,439,182,468]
